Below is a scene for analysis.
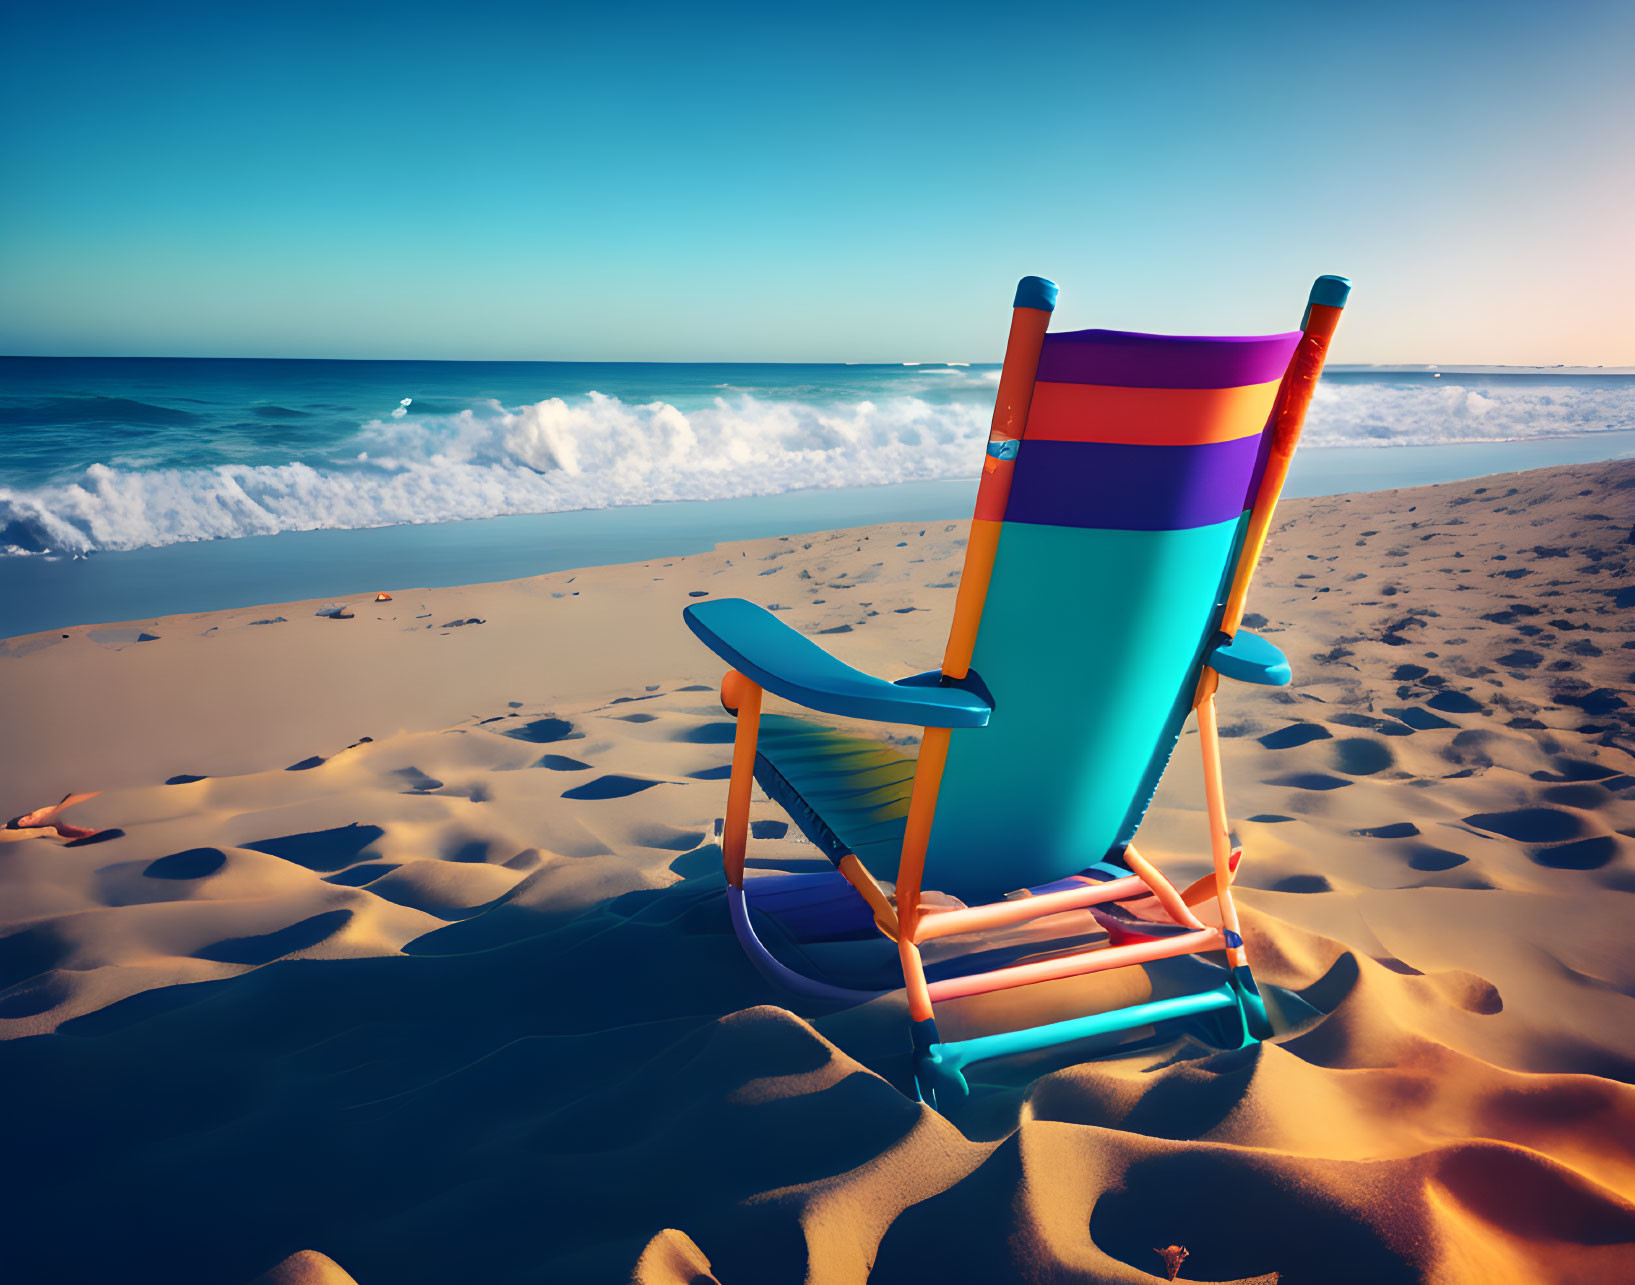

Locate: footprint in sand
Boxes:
[1427,690,1485,715]
[1530,835,1621,871]
[672,721,737,744]
[1353,822,1419,838]
[1384,706,1458,731]
[391,767,443,793]
[502,717,582,744]
[561,775,663,800]
[1464,808,1586,844]
[536,754,592,771]
[1541,783,1611,808]
[1332,738,1394,775]
[1407,845,1469,871]
[1532,757,1625,784]
[244,823,385,872]
[1271,772,1352,791]
[1258,723,1331,750]
[195,909,353,966]
[143,848,227,879]
[1269,874,1333,893]
[323,863,399,887]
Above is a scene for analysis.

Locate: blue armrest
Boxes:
[683,598,992,728]
[1207,629,1291,686]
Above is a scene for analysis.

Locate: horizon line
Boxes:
[3,353,1632,373]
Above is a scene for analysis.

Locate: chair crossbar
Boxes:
[927,982,1239,1086]
[925,925,1223,1002]
[912,874,1148,942]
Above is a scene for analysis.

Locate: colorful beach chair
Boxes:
[683,274,1350,1107]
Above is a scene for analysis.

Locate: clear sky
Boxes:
[2,0,1631,364]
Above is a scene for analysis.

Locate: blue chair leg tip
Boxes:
[915,1049,969,1111]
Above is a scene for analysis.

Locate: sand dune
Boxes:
[1,459,1632,1283]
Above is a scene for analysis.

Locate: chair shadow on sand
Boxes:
[0,830,1394,1285]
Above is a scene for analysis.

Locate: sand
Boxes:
[1,458,1632,1284]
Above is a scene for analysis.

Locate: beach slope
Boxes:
[1,459,1633,1283]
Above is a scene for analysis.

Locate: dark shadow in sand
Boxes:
[1531,836,1619,870]
[561,775,663,800]
[243,823,385,872]
[323,862,399,887]
[1270,773,1351,791]
[1258,723,1331,750]
[196,909,354,965]
[1385,706,1457,731]
[145,848,227,880]
[672,721,737,744]
[1355,822,1419,839]
[536,754,591,771]
[0,864,929,1283]
[502,717,582,744]
[1407,846,1468,872]
[1464,809,1586,844]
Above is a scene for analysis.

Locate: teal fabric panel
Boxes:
[1109,509,1252,850]
[924,518,1242,902]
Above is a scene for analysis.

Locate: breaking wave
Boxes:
[0,392,989,556]
[1303,378,1635,448]
[2,380,1631,557]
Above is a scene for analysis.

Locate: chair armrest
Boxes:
[683,598,992,728]
[1207,629,1291,686]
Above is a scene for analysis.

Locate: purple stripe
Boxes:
[1036,329,1301,389]
[1005,436,1264,530]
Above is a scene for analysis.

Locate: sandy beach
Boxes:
[2,457,1633,1284]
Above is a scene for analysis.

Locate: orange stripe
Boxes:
[1023,378,1282,445]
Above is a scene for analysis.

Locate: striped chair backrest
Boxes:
[923,328,1301,902]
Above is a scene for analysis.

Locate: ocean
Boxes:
[2,357,1633,637]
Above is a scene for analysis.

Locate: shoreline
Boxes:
[5,429,1634,640]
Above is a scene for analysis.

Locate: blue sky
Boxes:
[2,1,1631,363]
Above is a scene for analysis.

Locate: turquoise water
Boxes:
[1,358,1632,637]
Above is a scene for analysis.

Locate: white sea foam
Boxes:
[1302,380,1635,447]
[0,392,989,556]
[1,381,1630,556]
